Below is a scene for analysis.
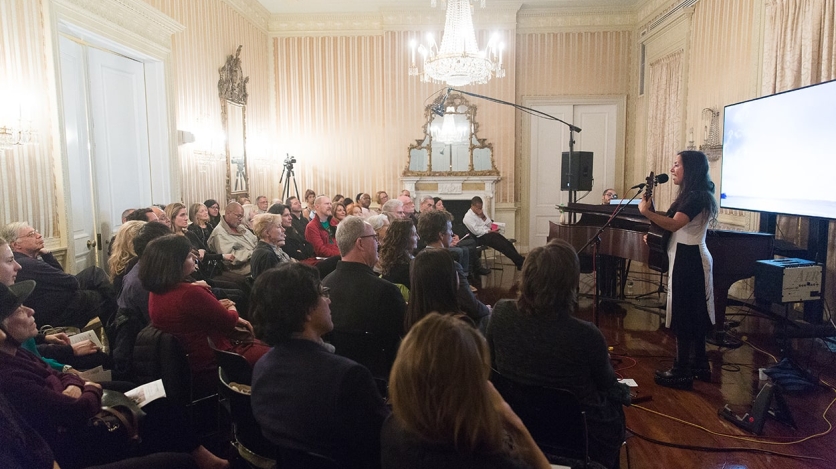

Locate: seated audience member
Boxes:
[303,189,316,220]
[366,214,390,245]
[107,208,137,257]
[381,199,405,222]
[400,189,411,197]
[404,250,465,331]
[418,211,490,330]
[255,195,269,214]
[110,221,171,381]
[346,202,363,217]
[332,202,348,226]
[357,193,373,218]
[286,196,310,237]
[241,203,259,232]
[237,195,251,205]
[332,194,345,206]
[342,197,354,207]
[433,196,445,211]
[486,239,629,468]
[187,202,233,279]
[269,203,339,278]
[382,313,551,469]
[1,237,105,373]
[463,196,525,270]
[125,207,159,223]
[140,235,269,393]
[250,214,291,280]
[108,220,146,294]
[322,216,406,377]
[1,222,116,329]
[398,195,417,224]
[208,202,258,276]
[305,195,341,258]
[0,281,228,469]
[151,205,171,228]
[379,219,418,289]
[418,195,435,213]
[375,191,390,212]
[251,264,389,469]
[204,199,222,228]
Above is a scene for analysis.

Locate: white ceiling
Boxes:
[256,0,640,15]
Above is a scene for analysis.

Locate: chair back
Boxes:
[208,336,253,385]
[132,325,193,406]
[218,368,277,463]
[490,370,590,464]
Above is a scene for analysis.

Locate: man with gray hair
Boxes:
[1,221,117,329]
[380,199,405,222]
[208,201,258,276]
[322,216,406,379]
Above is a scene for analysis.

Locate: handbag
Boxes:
[85,390,146,460]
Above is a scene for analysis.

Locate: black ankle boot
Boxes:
[692,359,711,382]
[654,363,693,389]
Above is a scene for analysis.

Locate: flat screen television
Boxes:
[720,79,836,219]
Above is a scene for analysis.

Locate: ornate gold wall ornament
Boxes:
[219,45,249,105]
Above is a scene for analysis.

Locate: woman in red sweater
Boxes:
[139,235,268,389]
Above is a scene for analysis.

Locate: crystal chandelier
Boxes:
[409,0,505,87]
[430,108,469,144]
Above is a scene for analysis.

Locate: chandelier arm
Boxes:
[446,88,582,133]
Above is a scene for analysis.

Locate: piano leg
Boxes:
[705,287,743,348]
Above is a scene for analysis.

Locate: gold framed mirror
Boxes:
[218,45,249,202]
[404,92,498,177]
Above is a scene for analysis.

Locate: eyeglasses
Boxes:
[319,286,330,299]
[22,229,39,238]
[231,213,244,219]
[359,234,379,242]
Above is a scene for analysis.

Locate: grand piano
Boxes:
[549,203,774,340]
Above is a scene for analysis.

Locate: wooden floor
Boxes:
[478,265,836,469]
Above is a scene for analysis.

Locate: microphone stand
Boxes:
[579,187,645,327]
[446,87,583,215]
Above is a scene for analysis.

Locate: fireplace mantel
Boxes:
[401,175,501,219]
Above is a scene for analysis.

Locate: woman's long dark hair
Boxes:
[670,150,718,220]
[379,219,415,276]
[138,234,193,294]
[405,249,460,331]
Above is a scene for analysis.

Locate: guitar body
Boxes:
[644,171,670,273]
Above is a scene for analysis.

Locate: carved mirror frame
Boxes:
[219,45,250,202]
[404,93,498,177]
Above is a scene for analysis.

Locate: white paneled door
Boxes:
[59,37,153,270]
[527,101,619,250]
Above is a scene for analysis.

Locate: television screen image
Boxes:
[721,79,836,219]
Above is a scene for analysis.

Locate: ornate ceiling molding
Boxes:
[54,0,184,54]
[222,0,271,33]
[517,8,635,33]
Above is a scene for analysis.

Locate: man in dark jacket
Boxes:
[322,216,406,378]
[1,222,116,329]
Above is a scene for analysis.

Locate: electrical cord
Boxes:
[625,426,824,461]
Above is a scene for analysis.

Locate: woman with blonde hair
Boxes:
[107,220,146,292]
[250,214,292,280]
[383,313,550,469]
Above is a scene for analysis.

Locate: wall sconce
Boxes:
[0,120,35,151]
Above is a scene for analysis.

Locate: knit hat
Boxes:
[0,280,35,324]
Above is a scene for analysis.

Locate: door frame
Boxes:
[519,95,627,252]
[46,0,181,271]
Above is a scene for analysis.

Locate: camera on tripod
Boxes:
[284,154,296,170]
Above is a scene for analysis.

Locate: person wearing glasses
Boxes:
[602,188,618,205]
[251,263,389,469]
[0,222,117,329]
[207,201,259,276]
[322,216,406,379]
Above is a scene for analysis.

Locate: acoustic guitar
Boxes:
[644,171,670,273]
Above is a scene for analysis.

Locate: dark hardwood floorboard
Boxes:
[479,265,836,469]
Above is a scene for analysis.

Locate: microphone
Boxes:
[630,173,669,190]
[431,88,451,117]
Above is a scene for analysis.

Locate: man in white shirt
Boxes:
[462,196,524,270]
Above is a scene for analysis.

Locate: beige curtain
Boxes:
[646,50,684,211]
[762,0,836,311]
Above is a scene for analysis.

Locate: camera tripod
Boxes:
[280,158,300,203]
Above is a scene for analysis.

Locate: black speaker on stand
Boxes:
[560,151,593,192]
